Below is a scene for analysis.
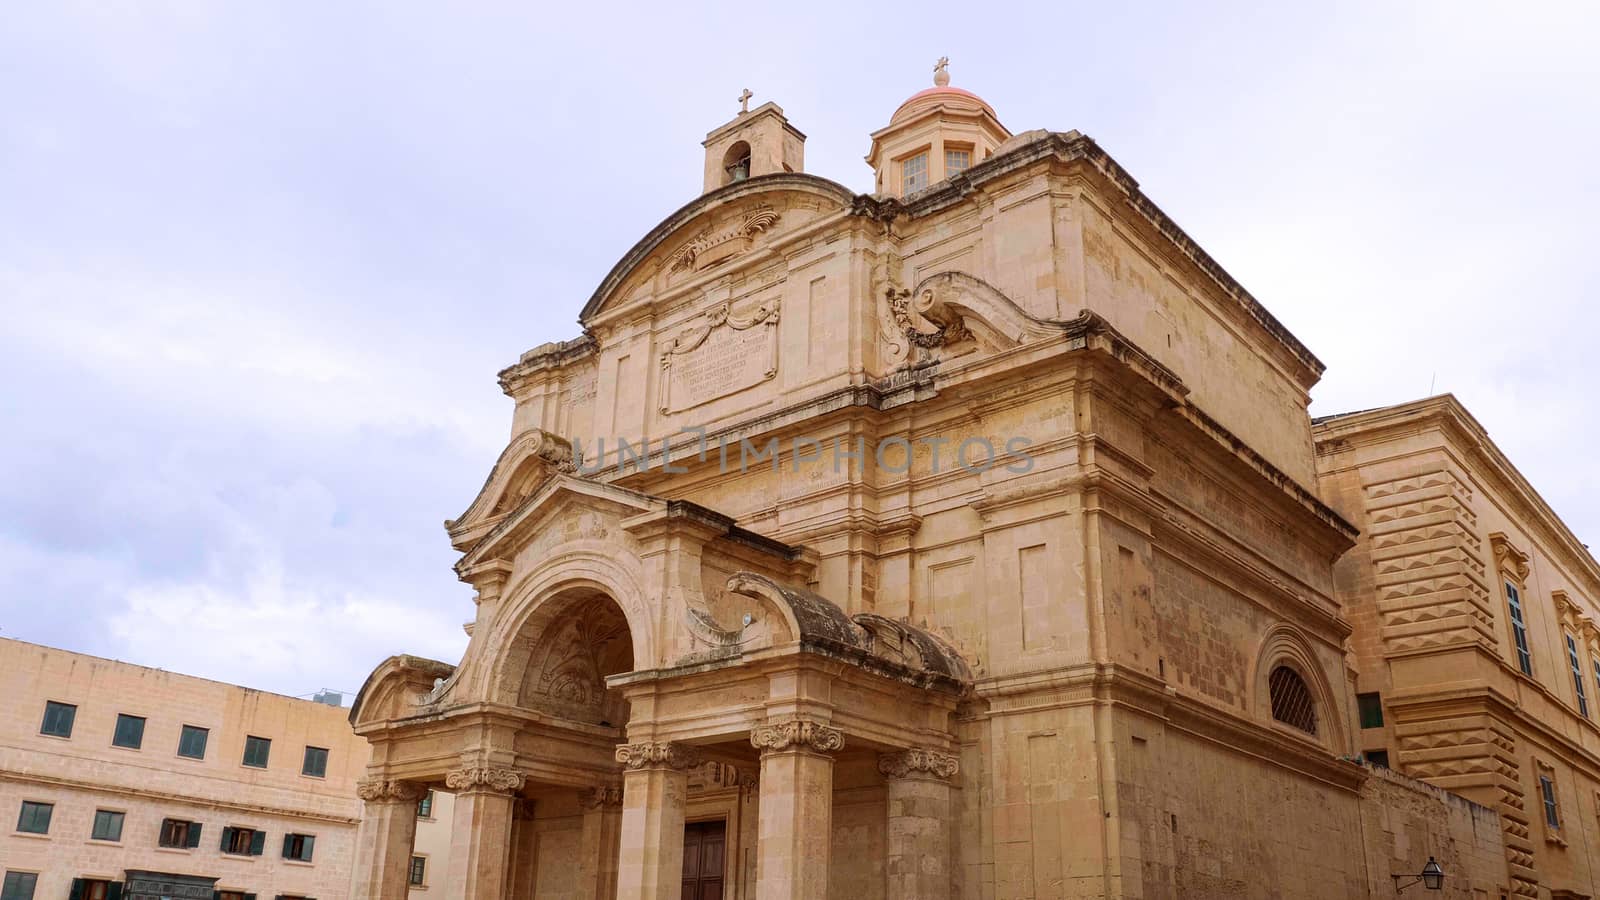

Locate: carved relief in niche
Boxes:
[516,596,632,726]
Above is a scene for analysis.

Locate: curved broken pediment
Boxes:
[581,174,855,323]
[348,654,457,731]
[881,270,1074,368]
[693,572,971,693]
[447,429,577,553]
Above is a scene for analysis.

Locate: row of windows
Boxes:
[897,146,976,195]
[1502,581,1600,723]
[37,701,330,776]
[0,875,314,900]
[12,801,316,861]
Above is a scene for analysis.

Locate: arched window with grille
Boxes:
[1268,665,1318,735]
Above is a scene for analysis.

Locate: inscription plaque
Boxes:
[658,299,779,413]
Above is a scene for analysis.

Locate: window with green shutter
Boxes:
[417,791,433,818]
[1356,692,1384,729]
[301,746,328,778]
[40,701,75,738]
[282,833,315,862]
[90,809,125,842]
[178,725,209,760]
[221,826,264,855]
[242,735,271,768]
[159,818,201,848]
[2,872,38,900]
[68,879,120,900]
[112,714,145,750]
[16,802,52,835]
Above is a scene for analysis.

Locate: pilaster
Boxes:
[752,718,844,900]
[615,741,701,900]
[350,777,428,900]
[879,748,960,900]
[443,765,527,900]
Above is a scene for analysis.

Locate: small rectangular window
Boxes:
[301,745,329,778]
[944,148,971,175]
[1540,774,1561,829]
[410,856,427,886]
[1365,749,1390,768]
[417,791,433,819]
[242,735,271,768]
[1568,634,1590,718]
[90,809,124,842]
[112,714,146,749]
[1356,692,1384,729]
[282,832,316,862]
[1,872,38,900]
[159,817,201,848]
[15,802,52,835]
[40,701,75,738]
[901,153,928,194]
[221,826,264,855]
[178,725,209,759]
[1507,583,1533,675]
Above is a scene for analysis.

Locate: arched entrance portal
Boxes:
[507,589,634,731]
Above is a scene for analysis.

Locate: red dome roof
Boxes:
[890,86,997,125]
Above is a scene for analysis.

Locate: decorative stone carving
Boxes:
[356,777,429,803]
[517,596,631,725]
[668,205,782,274]
[878,748,960,781]
[614,741,703,771]
[445,766,527,794]
[1490,531,1531,585]
[749,718,845,756]
[657,297,780,413]
[580,784,625,809]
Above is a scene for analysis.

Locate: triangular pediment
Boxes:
[580,173,855,323]
[447,428,585,552]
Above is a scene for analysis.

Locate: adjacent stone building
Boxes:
[1316,395,1600,898]
[344,62,1548,899]
[0,638,454,900]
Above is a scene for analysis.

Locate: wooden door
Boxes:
[681,819,726,900]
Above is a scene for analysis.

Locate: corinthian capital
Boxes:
[750,718,845,756]
[356,776,429,803]
[444,765,527,794]
[878,748,959,781]
[614,741,702,771]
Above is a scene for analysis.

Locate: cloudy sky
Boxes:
[2,1,1596,699]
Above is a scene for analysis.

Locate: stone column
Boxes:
[443,765,527,900]
[507,799,540,900]
[577,784,624,900]
[751,718,844,900]
[350,777,428,900]
[615,742,700,900]
[878,748,959,900]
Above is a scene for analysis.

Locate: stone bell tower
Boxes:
[701,89,806,194]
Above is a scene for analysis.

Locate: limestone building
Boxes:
[0,638,454,900]
[1316,396,1600,898]
[347,65,1527,899]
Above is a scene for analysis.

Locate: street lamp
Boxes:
[1392,856,1445,892]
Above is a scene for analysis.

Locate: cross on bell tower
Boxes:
[700,91,807,194]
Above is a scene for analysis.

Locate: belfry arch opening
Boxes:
[722,140,751,184]
[510,588,634,730]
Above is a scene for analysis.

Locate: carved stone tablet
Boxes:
[658,299,779,413]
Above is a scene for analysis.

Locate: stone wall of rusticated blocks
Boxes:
[1392,710,1536,896]
[1359,462,1496,654]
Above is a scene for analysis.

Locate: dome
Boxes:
[890,85,998,126]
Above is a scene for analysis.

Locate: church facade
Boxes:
[347,67,1526,899]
